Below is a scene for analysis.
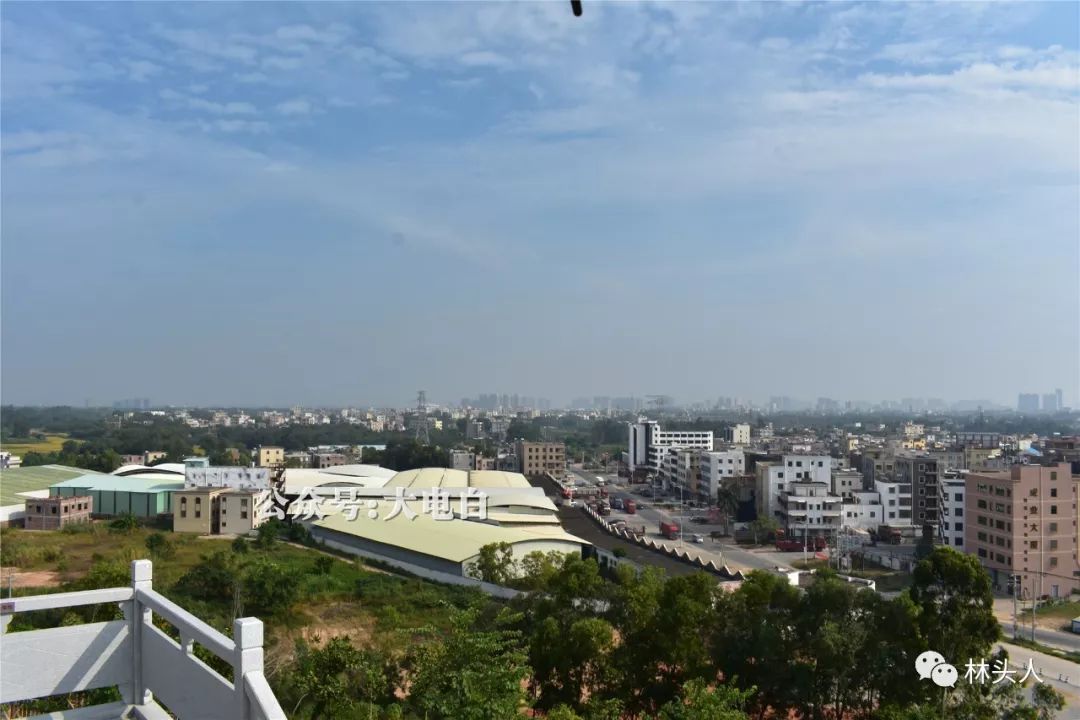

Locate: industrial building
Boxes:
[51,472,185,518]
[0,464,101,527]
[308,467,590,585]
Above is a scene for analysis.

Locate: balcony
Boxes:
[0,560,285,720]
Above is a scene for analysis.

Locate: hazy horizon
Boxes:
[2,2,1077,409]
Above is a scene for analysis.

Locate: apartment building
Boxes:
[723,423,751,445]
[699,450,746,500]
[965,463,1080,597]
[311,452,347,469]
[755,462,786,520]
[841,492,883,532]
[255,446,285,467]
[875,479,914,527]
[831,468,864,498]
[24,495,92,530]
[185,466,270,490]
[938,471,966,549]
[778,481,842,539]
[516,441,566,477]
[859,448,895,488]
[627,421,713,473]
[449,450,476,471]
[895,455,939,526]
[782,454,831,484]
[660,447,703,499]
[174,487,269,535]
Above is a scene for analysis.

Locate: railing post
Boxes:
[128,559,153,706]
[234,617,264,719]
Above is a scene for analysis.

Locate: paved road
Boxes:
[993,598,1080,653]
[996,641,1080,707]
[568,470,792,573]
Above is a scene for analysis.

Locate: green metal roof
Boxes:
[50,473,184,494]
[0,465,101,506]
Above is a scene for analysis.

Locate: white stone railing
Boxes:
[0,559,286,720]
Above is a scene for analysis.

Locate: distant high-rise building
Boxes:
[1017,394,1040,413]
[1055,388,1064,411]
[1042,393,1059,413]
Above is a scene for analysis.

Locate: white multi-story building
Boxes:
[778,481,842,538]
[659,447,702,497]
[782,454,831,484]
[723,423,751,445]
[937,471,966,549]
[185,466,271,490]
[699,450,746,500]
[755,462,787,520]
[874,479,913,527]
[841,491,883,531]
[831,468,863,498]
[628,421,713,473]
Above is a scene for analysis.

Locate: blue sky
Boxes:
[2,2,1078,408]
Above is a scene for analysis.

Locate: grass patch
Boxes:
[1006,636,1080,665]
[1,433,73,456]
[1032,599,1080,621]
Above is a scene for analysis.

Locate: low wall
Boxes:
[581,505,746,582]
[310,527,521,600]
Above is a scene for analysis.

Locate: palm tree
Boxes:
[715,485,739,537]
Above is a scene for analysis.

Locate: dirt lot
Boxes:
[0,569,63,588]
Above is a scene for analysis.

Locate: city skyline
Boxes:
[2,2,1077,408]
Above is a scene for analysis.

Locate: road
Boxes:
[996,641,1080,707]
[568,470,795,573]
[993,598,1080,653]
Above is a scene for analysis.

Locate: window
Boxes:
[180,510,187,518]
[955,523,963,532]
[1050,505,1058,515]
[1029,488,1038,497]
[1030,541,1038,549]
[954,538,962,546]
[1049,522,1058,532]
[977,548,987,558]
[1050,472,1057,480]
[1049,557,1058,567]
[1050,540,1058,550]
[195,511,201,518]
[954,493,962,502]
[977,499,988,509]
[955,508,963,517]
[1050,488,1058,498]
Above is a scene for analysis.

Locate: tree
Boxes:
[406,608,529,720]
[108,513,139,534]
[747,516,778,545]
[914,523,935,561]
[255,520,279,549]
[657,679,751,720]
[144,532,175,560]
[467,542,516,585]
[285,636,362,719]
[175,551,240,605]
[242,559,299,616]
[1031,682,1066,720]
[909,547,999,667]
[715,485,739,535]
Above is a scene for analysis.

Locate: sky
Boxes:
[2,1,1078,409]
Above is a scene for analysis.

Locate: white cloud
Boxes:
[127,60,162,82]
[158,88,257,115]
[275,98,311,116]
[261,55,304,71]
[459,50,509,68]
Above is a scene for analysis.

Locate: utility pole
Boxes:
[1010,573,1019,640]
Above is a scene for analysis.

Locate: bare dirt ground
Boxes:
[0,569,63,588]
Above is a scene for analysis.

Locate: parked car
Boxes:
[692,534,705,544]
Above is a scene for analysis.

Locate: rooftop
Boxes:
[0,464,102,506]
[51,473,186,494]
[315,510,588,563]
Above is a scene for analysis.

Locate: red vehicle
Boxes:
[776,537,828,552]
[624,499,636,514]
[659,521,680,540]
